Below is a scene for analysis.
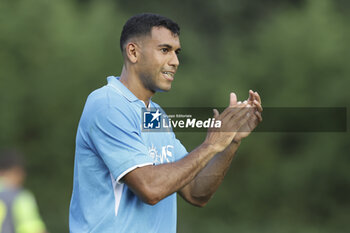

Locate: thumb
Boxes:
[213,109,219,118]
[229,92,237,107]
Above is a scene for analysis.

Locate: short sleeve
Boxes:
[172,134,188,161]
[88,107,154,182]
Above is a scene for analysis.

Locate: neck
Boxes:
[120,65,154,106]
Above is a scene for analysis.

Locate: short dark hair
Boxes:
[0,149,25,171]
[120,13,180,53]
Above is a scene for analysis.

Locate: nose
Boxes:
[169,51,179,68]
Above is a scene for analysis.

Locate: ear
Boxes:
[125,42,139,63]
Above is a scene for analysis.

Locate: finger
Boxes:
[255,111,263,122]
[229,92,237,107]
[254,91,261,104]
[236,111,251,130]
[226,112,250,133]
[253,100,263,112]
[228,104,251,125]
[248,90,254,102]
[221,102,248,122]
[221,101,247,119]
[247,115,259,131]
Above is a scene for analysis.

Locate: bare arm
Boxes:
[178,91,263,206]
[122,142,219,205]
[178,140,241,207]
[122,102,251,205]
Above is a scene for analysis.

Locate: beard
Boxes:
[139,71,171,93]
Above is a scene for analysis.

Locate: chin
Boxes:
[156,85,172,92]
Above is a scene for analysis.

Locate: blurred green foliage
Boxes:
[0,0,349,232]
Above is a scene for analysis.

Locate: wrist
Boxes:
[232,138,241,145]
[201,141,222,154]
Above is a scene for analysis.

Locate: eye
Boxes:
[161,48,169,53]
[175,50,181,55]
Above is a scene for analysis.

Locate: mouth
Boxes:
[161,71,175,81]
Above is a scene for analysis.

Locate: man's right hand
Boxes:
[204,93,251,153]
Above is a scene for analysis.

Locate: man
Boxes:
[0,149,47,233]
[69,13,262,232]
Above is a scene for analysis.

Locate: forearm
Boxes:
[122,142,219,205]
[123,99,259,205]
[181,140,241,205]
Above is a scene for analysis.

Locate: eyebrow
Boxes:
[158,44,181,52]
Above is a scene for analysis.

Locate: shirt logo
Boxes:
[148,144,174,164]
[143,109,162,129]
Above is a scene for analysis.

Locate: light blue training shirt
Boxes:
[69,76,188,233]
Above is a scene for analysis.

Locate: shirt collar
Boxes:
[107,76,139,102]
[106,76,152,107]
